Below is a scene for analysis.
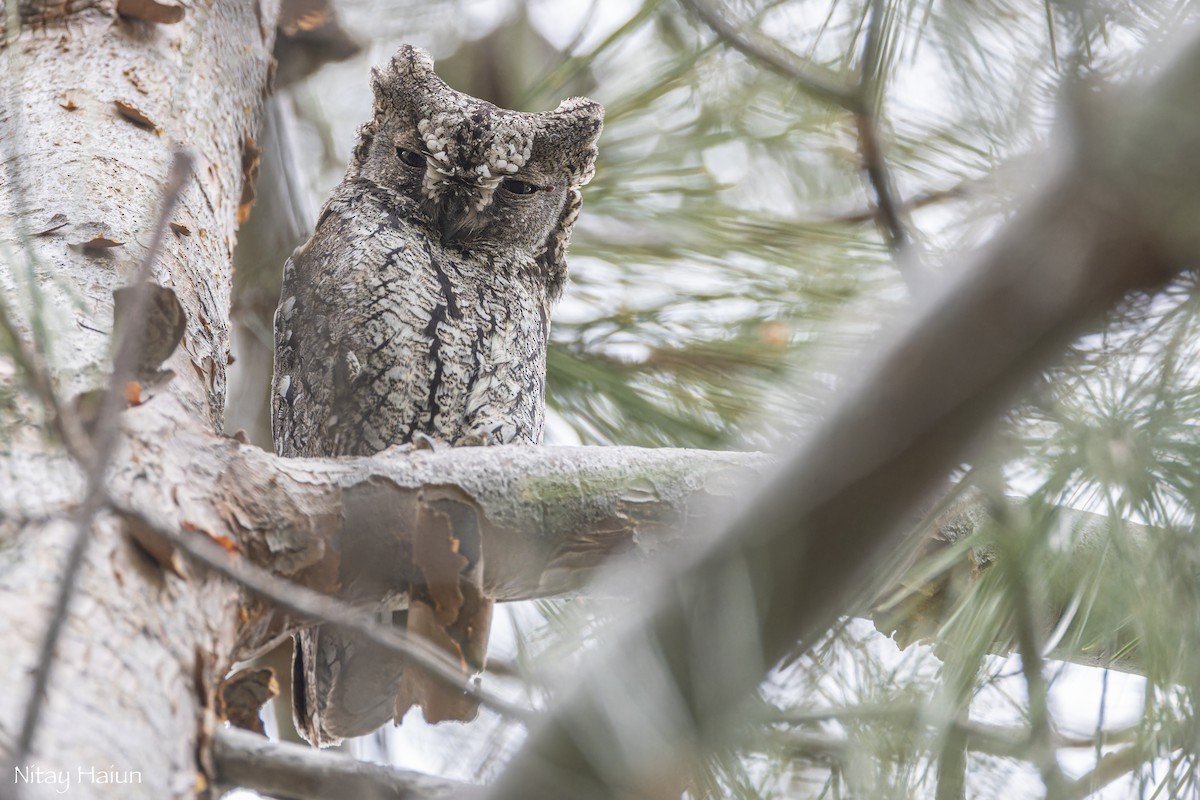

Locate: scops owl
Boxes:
[272,45,603,745]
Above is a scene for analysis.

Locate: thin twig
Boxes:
[679,0,860,111]
[682,0,923,285]
[994,505,1069,797]
[0,294,92,462]
[855,0,922,284]
[113,501,534,723]
[13,151,192,766]
[818,182,970,225]
[855,113,910,251]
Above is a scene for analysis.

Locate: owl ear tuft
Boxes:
[539,98,604,187]
[372,44,444,104]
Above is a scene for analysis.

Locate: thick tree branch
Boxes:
[117,395,1163,675]
[211,727,471,800]
[110,398,771,654]
[483,25,1200,800]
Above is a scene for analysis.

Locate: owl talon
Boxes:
[411,432,445,452]
[456,431,494,447]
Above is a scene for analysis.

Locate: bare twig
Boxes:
[993,507,1069,796]
[682,0,922,285]
[212,726,474,800]
[0,293,92,461]
[13,152,192,766]
[855,0,924,286]
[678,0,859,110]
[855,113,909,251]
[818,182,970,225]
[113,501,534,723]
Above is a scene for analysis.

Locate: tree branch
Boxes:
[856,0,916,267]
[112,400,772,630]
[682,0,924,287]
[678,0,859,110]
[117,397,1167,676]
[212,726,473,800]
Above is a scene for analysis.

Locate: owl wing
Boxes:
[273,219,328,457]
[271,195,368,458]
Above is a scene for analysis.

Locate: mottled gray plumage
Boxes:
[272,45,602,745]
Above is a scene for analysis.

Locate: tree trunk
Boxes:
[0,2,277,796]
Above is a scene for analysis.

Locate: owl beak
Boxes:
[438,212,469,245]
[434,189,480,245]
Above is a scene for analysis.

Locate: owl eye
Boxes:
[396,147,425,168]
[500,178,539,195]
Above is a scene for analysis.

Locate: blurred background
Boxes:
[225,1,1200,797]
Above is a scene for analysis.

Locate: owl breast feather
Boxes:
[272,185,550,458]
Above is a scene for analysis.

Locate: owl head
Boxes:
[350,45,603,296]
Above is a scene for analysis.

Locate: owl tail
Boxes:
[292,622,406,746]
[292,494,494,745]
[292,597,492,746]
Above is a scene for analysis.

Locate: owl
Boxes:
[272,45,602,745]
